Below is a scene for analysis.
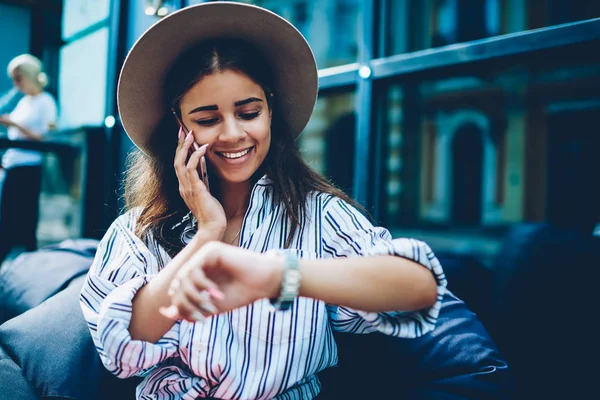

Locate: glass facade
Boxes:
[380,53,600,234]
[1,0,598,252]
[299,91,356,194]
[197,0,361,68]
[384,0,600,56]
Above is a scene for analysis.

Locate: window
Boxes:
[231,0,360,68]
[299,92,356,194]
[380,56,600,237]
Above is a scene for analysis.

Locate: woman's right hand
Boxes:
[175,128,226,239]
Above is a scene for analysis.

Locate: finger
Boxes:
[186,147,203,176]
[159,305,183,321]
[167,277,181,297]
[189,266,220,295]
[196,143,209,156]
[186,151,211,194]
[181,280,218,314]
[171,292,208,322]
[177,127,184,145]
[175,127,185,158]
[175,138,195,193]
[175,132,194,173]
[207,286,225,300]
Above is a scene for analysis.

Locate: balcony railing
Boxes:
[0,126,109,245]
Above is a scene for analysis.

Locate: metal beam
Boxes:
[318,63,359,90]
[352,0,375,207]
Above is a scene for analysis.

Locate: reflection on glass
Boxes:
[218,0,360,68]
[37,131,87,247]
[62,0,110,40]
[382,61,600,236]
[299,92,355,194]
[59,27,109,129]
[385,0,600,56]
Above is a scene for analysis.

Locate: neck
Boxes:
[217,179,253,220]
[26,87,42,96]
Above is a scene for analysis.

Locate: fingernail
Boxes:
[199,291,210,302]
[207,287,225,300]
[185,133,192,142]
[159,306,180,320]
[178,127,183,139]
[193,142,200,151]
[192,311,206,321]
[200,301,218,314]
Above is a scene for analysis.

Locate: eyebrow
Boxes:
[188,97,263,114]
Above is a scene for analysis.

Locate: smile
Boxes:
[217,147,254,159]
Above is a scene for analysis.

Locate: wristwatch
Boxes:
[269,252,301,311]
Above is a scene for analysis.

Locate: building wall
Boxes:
[0,4,30,111]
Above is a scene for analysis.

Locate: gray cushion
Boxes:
[0,277,104,399]
[0,239,98,324]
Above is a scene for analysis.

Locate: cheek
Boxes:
[190,127,219,146]
[247,118,271,143]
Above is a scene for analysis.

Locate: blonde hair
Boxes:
[7,54,49,89]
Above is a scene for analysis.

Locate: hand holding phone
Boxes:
[174,123,226,235]
[174,109,210,193]
[192,141,211,192]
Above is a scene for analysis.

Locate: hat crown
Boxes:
[117,2,318,155]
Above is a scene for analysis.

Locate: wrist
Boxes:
[263,252,285,299]
[195,223,225,241]
[265,252,302,311]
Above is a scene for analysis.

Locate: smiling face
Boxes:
[178,69,272,185]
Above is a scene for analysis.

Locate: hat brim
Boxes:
[117,2,318,154]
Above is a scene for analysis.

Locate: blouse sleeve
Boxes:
[79,210,180,379]
[321,197,447,338]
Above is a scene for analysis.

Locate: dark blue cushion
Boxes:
[318,291,513,399]
[0,344,37,400]
[489,223,600,398]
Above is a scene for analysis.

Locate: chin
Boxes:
[217,168,257,184]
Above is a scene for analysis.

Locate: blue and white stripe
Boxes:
[80,175,446,399]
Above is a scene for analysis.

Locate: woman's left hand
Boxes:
[0,115,15,127]
[160,241,283,322]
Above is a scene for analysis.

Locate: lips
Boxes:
[216,146,254,159]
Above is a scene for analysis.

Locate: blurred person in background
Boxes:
[0,54,57,265]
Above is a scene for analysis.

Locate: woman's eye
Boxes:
[195,118,218,126]
[239,111,260,121]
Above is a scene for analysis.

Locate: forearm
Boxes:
[129,230,218,342]
[13,123,42,140]
[271,256,438,313]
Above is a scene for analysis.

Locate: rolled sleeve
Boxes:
[322,197,447,338]
[80,210,180,379]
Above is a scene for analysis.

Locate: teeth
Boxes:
[221,148,251,159]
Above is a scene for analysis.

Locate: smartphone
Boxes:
[173,110,210,192]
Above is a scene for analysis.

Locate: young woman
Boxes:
[81,3,446,399]
[0,54,57,265]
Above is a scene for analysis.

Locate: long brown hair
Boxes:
[124,38,362,255]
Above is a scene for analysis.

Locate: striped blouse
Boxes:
[80,175,447,400]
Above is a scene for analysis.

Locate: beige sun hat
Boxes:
[117,1,318,154]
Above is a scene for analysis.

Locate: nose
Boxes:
[218,115,246,142]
